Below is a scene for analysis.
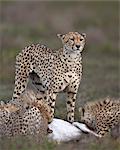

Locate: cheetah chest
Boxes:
[53,72,80,93]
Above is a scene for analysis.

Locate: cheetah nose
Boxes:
[76,45,80,49]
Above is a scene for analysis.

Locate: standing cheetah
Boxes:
[11,32,86,123]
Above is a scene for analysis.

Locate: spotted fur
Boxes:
[0,92,51,137]
[79,98,120,137]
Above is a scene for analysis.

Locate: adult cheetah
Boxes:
[11,32,86,123]
[79,98,120,137]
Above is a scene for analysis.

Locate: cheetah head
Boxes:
[79,103,96,130]
[0,101,19,113]
[57,32,86,53]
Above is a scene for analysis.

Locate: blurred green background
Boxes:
[0,1,119,150]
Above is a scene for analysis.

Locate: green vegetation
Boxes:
[0,137,57,150]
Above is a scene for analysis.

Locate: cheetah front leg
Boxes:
[66,77,80,123]
[96,128,109,137]
[47,92,58,123]
[66,92,77,123]
[95,121,110,137]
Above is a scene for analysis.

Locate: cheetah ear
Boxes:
[1,101,5,106]
[81,33,86,38]
[57,34,65,40]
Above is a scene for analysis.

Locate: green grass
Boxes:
[0,137,57,150]
[0,135,120,150]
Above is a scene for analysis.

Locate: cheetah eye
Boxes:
[70,38,74,41]
[80,39,83,41]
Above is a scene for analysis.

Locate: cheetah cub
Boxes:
[11,32,86,123]
[0,92,52,137]
[79,98,120,137]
